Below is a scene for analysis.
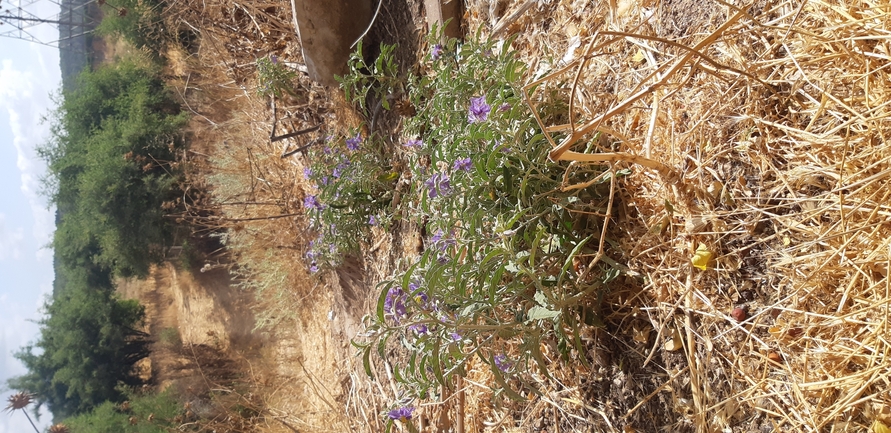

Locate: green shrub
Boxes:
[301,129,397,271]
[95,0,165,52]
[313,29,624,428]
[255,55,299,98]
[63,388,181,433]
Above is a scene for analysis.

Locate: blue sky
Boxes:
[0,0,61,430]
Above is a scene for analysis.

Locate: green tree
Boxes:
[8,281,151,419]
[42,59,187,277]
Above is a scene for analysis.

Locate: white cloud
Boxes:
[0,214,24,261]
[0,59,57,259]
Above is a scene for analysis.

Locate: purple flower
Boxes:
[424,173,452,198]
[449,332,462,341]
[431,230,456,251]
[409,324,430,335]
[384,288,407,320]
[303,195,321,209]
[332,167,343,178]
[453,157,472,172]
[404,138,423,148]
[323,146,332,154]
[498,102,511,112]
[438,174,451,193]
[424,176,438,198]
[368,215,378,226]
[346,133,362,151]
[309,263,319,273]
[270,54,278,64]
[431,44,443,60]
[387,406,414,422]
[494,354,512,372]
[303,167,312,179]
[468,96,491,124]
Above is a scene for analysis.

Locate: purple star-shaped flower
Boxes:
[409,324,430,335]
[494,354,512,372]
[424,173,452,198]
[453,157,472,172]
[468,96,491,124]
[424,176,439,198]
[404,138,423,148]
[431,44,443,60]
[437,173,451,195]
[384,288,407,320]
[387,406,415,422]
[303,195,321,209]
[345,133,362,151]
[431,229,456,251]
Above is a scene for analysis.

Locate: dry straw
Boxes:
[474,0,891,431]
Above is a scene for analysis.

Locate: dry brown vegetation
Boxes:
[471,0,891,431]
[119,0,891,432]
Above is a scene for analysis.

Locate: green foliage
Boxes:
[301,130,397,270]
[255,56,298,98]
[337,41,400,110]
[43,59,188,278]
[63,388,182,433]
[300,42,404,272]
[95,0,165,52]
[323,29,624,419]
[9,279,151,419]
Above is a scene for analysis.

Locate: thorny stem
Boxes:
[19,409,40,433]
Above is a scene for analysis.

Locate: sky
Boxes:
[0,0,62,430]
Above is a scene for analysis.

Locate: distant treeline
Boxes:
[8,57,188,419]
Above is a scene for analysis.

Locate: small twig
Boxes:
[272,124,321,143]
[491,0,536,37]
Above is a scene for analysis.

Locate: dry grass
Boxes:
[147,1,363,432]
[456,0,891,431]
[159,0,327,328]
